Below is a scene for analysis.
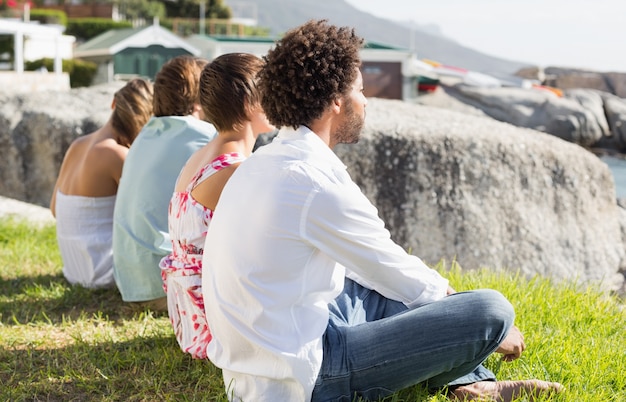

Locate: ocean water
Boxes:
[599,155,626,199]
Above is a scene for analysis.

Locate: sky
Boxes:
[345,0,626,73]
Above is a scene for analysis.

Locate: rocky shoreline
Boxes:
[420,82,626,154]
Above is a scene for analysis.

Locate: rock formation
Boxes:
[516,66,626,99]
[0,83,122,206]
[433,84,626,152]
[1,84,624,293]
[337,99,624,293]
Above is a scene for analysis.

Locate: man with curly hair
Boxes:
[202,20,563,402]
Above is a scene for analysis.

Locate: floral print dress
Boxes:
[159,152,246,359]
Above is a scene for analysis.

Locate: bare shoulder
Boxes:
[90,137,129,184]
[65,132,91,153]
[59,133,94,167]
[92,137,129,162]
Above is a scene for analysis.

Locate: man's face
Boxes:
[333,69,367,146]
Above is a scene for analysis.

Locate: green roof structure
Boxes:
[74,22,199,58]
[74,21,200,84]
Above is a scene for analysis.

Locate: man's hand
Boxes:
[496,325,525,362]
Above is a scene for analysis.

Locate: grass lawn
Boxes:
[0,216,624,401]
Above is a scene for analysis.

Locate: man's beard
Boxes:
[334,100,364,145]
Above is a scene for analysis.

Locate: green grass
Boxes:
[0,217,624,401]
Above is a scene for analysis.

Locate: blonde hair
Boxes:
[111,78,154,147]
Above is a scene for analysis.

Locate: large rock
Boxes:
[439,84,608,147]
[1,87,624,292]
[599,92,626,151]
[336,98,624,292]
[0,196,55,227]
[517,66,626,98]
[0,83,122,206]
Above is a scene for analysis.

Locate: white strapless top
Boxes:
[54,190,116,288]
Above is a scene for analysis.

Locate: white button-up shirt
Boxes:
[202,126,449,402]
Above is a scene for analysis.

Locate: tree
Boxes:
[161,0,231,19]
[116,0,166,21]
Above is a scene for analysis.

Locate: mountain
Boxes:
[242,0,533,76]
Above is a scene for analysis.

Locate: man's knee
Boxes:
[456,289,515,329]
[481,289,514,328]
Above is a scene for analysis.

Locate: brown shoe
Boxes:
[450,380,564,401]
[128,296,168,313]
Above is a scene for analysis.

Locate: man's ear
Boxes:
[332,97,343,115]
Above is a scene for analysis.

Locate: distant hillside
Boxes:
[246,0,532,76]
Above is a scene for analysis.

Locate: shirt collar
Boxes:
[275,125,347,171]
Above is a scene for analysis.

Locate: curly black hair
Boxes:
[258,20,364,129]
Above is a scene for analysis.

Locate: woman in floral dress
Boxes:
[159,53,274,358]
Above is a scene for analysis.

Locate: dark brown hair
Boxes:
[153,55,208,117]
[110,78,153,148]
[257,20,364,129]
[199,53,264,132]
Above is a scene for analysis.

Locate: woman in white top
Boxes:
[50,78,154,288]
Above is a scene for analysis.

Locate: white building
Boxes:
[0,18,74,92]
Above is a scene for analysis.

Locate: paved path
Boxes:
[0,196,55,226]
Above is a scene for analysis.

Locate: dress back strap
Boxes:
[187,152,246,192]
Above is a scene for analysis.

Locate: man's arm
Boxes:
[304,180,449,307]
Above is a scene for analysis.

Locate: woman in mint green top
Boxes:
[112,56,216,307]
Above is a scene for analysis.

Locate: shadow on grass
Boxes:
[0,335,225,401]
[0,334,432,402]
[0,272,66,298]
[0,273,167,325]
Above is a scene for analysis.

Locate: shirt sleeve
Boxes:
[302,177,449,307]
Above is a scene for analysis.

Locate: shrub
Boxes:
[29,9,68,27]
[161,18,271,37]
[66,18,133,41]
[25,57,98,88]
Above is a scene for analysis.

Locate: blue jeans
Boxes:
[311,278,514,402]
